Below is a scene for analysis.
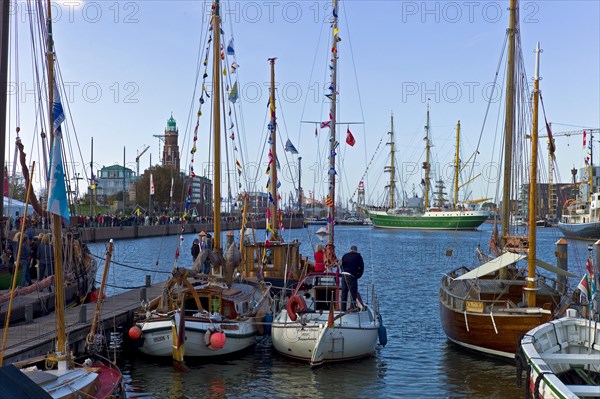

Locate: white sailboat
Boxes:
[270,0,385,366]
[130,0,270,365]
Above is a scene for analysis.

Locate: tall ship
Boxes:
[365,113,489,230]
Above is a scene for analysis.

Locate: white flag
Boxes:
[150,173,155,195]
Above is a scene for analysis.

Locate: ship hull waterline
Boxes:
[367,211,489,230]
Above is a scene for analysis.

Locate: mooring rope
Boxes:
[90,253,171,274]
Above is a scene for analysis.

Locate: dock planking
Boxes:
[0,278,165,365]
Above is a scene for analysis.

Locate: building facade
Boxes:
[96,165,136,200]
[190,175,212,217]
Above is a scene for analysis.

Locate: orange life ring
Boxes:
[286,295,307,321]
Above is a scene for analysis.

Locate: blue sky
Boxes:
[5,0,599,207]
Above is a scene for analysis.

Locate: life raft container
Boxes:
[286,295,307,321]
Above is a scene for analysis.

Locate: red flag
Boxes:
[346,128,355,147]
[583,130,587,147]
[320,121,331,129]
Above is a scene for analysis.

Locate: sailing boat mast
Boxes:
[0,0,8,222]
[526,42,541,307]
[386,114,396,209]
[268,57,279,240]
[46,0,68,356]
[327,0,339,245]
[212,0,222,251]
[501,0,518,245]
[453,121,460,206]
[423,104,431,209]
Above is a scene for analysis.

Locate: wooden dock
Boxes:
[0,278,165,365]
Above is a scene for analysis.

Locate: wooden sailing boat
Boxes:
[366,110,490,230]
[239,58,303,290]
[131,0,271,363]
[271,0,384,366]
[0,1,124,396]
[439,11,572,358]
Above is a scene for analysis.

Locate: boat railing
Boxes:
[440,283,521,313]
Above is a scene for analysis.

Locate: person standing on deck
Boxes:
[340,245,364,311]
[313,244,325,272]
[191,239,200,261]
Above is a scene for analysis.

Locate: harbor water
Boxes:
[88,224,591,398]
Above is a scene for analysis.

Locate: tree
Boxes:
[6,174,27,201]
[136,166,186,212]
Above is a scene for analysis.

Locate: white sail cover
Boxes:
[455,252,526,280]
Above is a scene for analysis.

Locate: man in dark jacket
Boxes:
[340,245,364,311]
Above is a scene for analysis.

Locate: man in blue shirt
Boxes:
[340,245,364,311]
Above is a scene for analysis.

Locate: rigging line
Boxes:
[296,8,327,154]
[471,33,509,204]
[350,134,384,202]
[341,0,368,196]
[275,88,299,195]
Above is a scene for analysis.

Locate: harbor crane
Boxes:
[136,145,150,177]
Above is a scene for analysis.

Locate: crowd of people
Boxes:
[0,230,55,288]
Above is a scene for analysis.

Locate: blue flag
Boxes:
[284,138,298,154]
[227,38,235,55]
[47,85,70,224]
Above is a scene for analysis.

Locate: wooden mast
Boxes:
[268,57,279,240]
[327,0,339,245]
[387,114,396,209]
[453,121,460,206]
[46,0,68,357]
[526,42,541,307]
[501,0,517,246]
[423,104,431,209]
[0,0,9,222]
[212,0,222,251]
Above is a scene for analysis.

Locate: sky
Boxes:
[5,0,600,208]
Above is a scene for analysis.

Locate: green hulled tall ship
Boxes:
[365,111,489,230]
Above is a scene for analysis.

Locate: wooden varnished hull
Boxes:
[439,296,553,358]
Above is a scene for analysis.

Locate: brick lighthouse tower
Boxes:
[163,114,180,172]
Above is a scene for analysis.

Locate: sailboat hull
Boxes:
[138,317,257,357]
[367,210,489,230]
[271,308,379,364]
[518,314,600,399]
[439,276,557,358]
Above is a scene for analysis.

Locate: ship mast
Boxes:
[526,42,541,307]
[0,0,9,223]
[423,104,431,209]
[327,0,339,245]
[453,121,460,206]
[46,0,68,357]
[212,0,222,251]
[268,58,279,240]
[385,113,396,209]
[501,0,518,246]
